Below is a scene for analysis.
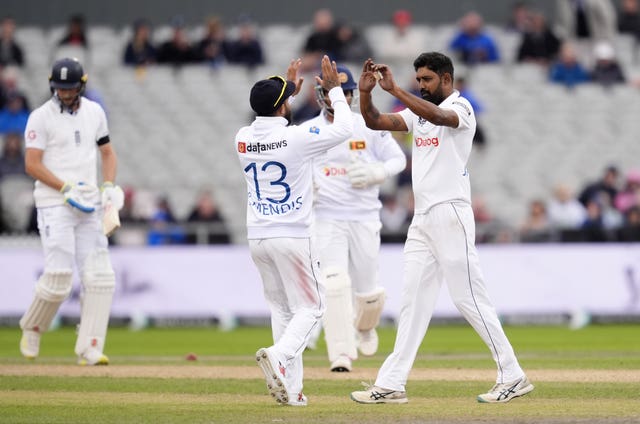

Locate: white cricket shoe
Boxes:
[330,354,352,372]
[287,392,308,406]
[350,384,408,404]
[256,347,289,405]
[20,330,41,359]
[477,375,534,403]
[78,348,109,366]
[357,328,378,356]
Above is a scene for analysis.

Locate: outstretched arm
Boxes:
[376,63,459,128]
[358,59,408,132]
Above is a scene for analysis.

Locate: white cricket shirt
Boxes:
[235,87,353,239]
[398,90,476,214]
[309,112,406,221]
[24,96,109,208]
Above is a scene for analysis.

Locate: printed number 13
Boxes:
[244,161,291,204]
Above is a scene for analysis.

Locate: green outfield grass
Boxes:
[1,324,639,423]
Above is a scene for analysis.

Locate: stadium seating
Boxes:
[9,24,640,243]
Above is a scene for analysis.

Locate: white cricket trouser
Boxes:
[249,237,324,396]
[315,219,381,294]
[37,205,109,276]
[375,202,524,392]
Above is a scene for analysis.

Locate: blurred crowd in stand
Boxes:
[1,0,640,244]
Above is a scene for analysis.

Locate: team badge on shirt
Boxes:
[309,126,320,134]
[349,140,366,150]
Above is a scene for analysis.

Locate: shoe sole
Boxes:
[477,383,534,403]
[256,348,289,404]
[78,356,109,366]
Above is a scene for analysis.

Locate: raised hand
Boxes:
[286,58,304,96]
[359,58,378,94]
[373,63,396,92]
[315,55,340,92]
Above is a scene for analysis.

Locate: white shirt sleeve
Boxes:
[444,98,474,130]
[95,104,109,141]
[371,129,406,177]
[397,107,414,133]
[296,87,353,160]
[24,109,46,150]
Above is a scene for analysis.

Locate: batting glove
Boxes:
[100,181,125,211]
[346,162,387,189]
[61,182,96,213]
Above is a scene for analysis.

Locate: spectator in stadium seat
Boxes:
[449,11,500,65]
[547,184,587,231]
[0,92,29,135]
[147,195,186,245]
[617,0,640,42]
[301,9,340,71]
[580,198,610,242]
[505,1,532,34]
[195,16,229,68]
[516,10,561,66]
[614,169,640,213]
[618,205,640,241]
[578,165,620,207]
[157,16,199,65]
[590,41,626,86]
[225,15,264,69]
[549,41,590,87]
[0,132,25,178]
[0,66,30,111]
[0,17,24,67]
[377,10,425,65]
[123,18,157,66]
[186,189,230,244]
[334,22,372,63]
[520,199,554,242]
[58,14,88,48]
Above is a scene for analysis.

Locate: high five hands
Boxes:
[315,55,341,92]
[359,58,397,94]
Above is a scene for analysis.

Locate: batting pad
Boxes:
[20,269,73,332]
[354,287,385,331]
[322,267,357,362]
[75,249,115,356]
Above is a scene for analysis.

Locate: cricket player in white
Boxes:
[236,56,353,406]
[304,65,406,372]
[19,58,124,366]
[350,53,534,404]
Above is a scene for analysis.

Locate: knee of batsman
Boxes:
[81,248,115,292]
[35,269,74,302]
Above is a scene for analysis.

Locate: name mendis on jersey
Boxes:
[250,195,303,216]
[238,139,287,153]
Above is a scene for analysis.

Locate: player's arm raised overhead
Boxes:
[358,59,408,132]
[375,61,459,129]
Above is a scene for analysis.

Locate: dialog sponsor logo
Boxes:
[415,136,439,147]
[323,167,347,176]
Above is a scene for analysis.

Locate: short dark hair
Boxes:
[413,52,454,80]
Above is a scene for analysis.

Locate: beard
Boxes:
[421,84,445,105]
